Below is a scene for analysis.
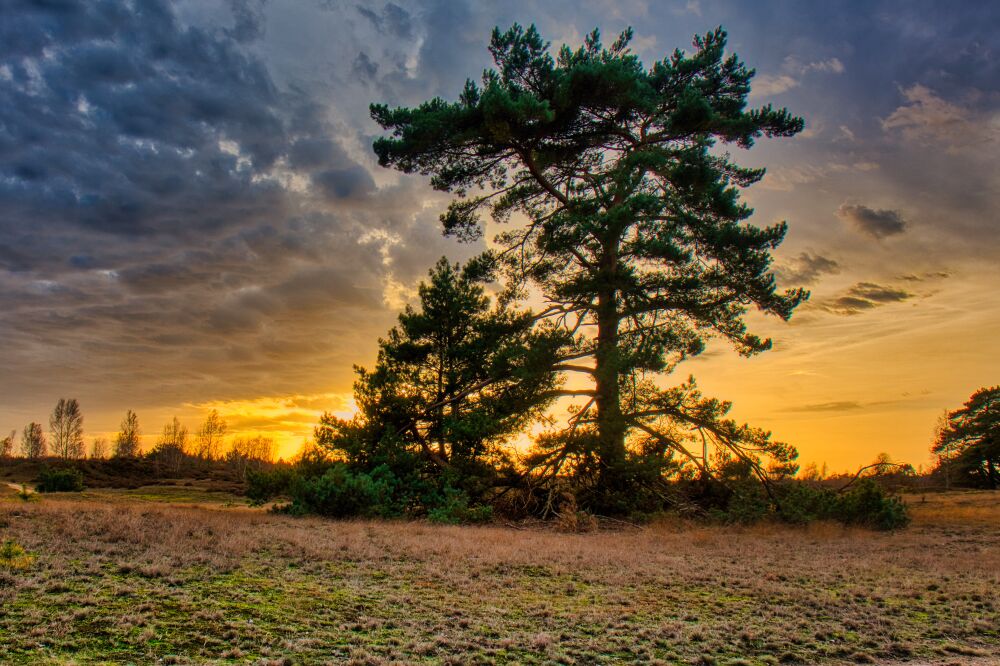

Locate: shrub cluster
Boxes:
[707,478,909,531]
[247,461,494,523]
[248,453,909,530]
[35,467,85,493]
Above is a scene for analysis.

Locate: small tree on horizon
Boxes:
[20,422,46,459]
[1,430,14,458]
[90,437,108,460]
[151,417,189,472]
[195,410,227,460]
[227,435,275,476]
[113,410,141,458]
[50,398,85,459]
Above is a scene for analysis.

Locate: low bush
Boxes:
[246,466,297,504]
[707,478,909,530]
[427,487,493,524]
[286,463,398,518]
[36,467,84,493]
[0,539,34,570]
[834,479,910,530]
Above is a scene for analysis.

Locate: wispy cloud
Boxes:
[775,252,841,286]
[751,56,845,99]
[822,282,912,315]
[882,84,998,150]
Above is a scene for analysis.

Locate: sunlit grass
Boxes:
[0,491,996,664]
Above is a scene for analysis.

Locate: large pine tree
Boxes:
[372,25,805,510]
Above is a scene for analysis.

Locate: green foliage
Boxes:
[372,24,806,515]
[427,487,494,524]
[0,539,34,570]
[36,467,84,493]
[933,386,999,489]
[286,464,399,518]
[246,467,297,504]
[315,257,563,505]
[711,479,909,531]
[689,456,908,530]
[834,479,910,530]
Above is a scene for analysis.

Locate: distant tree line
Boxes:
[1,403,275,474]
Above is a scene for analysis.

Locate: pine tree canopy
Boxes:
[372,25,807,511]
[317,258,566,489]
[933,386,1000,489]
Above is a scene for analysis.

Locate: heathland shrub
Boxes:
[833,479,910,530]
[286,463,398,518]
[36,467,84,492]
[246,466,297,504]
[427,486,493,524]
[0,539,35,570]
[708,478,909,530]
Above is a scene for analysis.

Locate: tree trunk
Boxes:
[594,236,626,502]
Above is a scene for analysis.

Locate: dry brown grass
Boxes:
[0,490,996,664]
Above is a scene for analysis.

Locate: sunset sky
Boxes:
[1,0,997,471]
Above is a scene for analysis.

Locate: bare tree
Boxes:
[20,422,46,459]
[1,430,14,458]
[113,410,141,458]
[194,410,227,460]
[227,435,275,476]
[50,398,85,459]
[151,417,189,472]
[90,437,108,459]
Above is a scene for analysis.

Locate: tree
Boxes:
[933,386,999,489]
[50,398,85,459]
[20,422,46,459]
[151,417,189,472]
[226,435,275,476]
[90,437,108,459]
[195,410,227,460]
[114,410,141,458]
[1,430,14,458]
[371,25,804,510]
[316,257,564,498]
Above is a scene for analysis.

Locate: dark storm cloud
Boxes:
[823,282,912,315]
[836,204,907,240]
[312,166,377,201]
[775,252,841,286]
[352,52,380,83]
[356,3,414,39]
[0,0,293,241]
[227,0,268,43]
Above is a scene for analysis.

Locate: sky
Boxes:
[1,0,997,471]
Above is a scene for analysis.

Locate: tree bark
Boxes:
[594,235,626,499]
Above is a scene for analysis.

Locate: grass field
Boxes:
[0,487,997,665]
